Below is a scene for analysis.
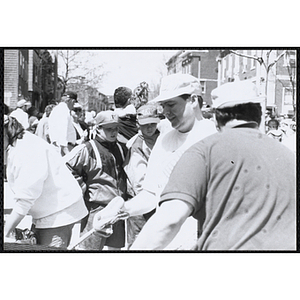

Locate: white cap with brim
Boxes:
[17,99,31,108]
[211,80,264,109]
[95,110,119,126]
[137,117,160,125]
[150,73,202,103]
[136,103,160,125]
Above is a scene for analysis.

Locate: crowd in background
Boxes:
[3,76,296,251]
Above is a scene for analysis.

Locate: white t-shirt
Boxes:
[142,118,217,199]
[7,131,87,228]
[48,102,76,146]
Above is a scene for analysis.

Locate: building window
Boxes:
[222,58,227,81]
[34,65,39,84]
[242,50,248,73]
[250,50,256,69]
[200,81,206,94]
[283,50,296,67]
[228,54,233,79]
[283,87,294,106]
[182,58,192,75]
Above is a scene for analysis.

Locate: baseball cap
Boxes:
[73,103,83,112]
[17,99,31,108]
[136,103,160,125]
[211,80,264,109]
[63,91,78,101]
[95,110,119,127]
[151,73,202,103]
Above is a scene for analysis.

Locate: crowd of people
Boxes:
[265,113,296,153]
[3,74,296,251]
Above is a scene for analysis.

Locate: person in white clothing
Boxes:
[71,103,89,146]
[48,92,78,156]
[10,99,31,130]
[93,73,217,249]
[4,115,88,248]
[35,104,55,143]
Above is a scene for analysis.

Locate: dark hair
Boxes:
[27,106,39,117]
[181,94,203,109]
[4,103,10,115]
[215,103,262,127]
[268,119,279,128]
[44,104,55,117]
[5,116,25,146]
[65,91,78,101]
[113,87,132,108]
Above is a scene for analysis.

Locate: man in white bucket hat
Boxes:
[93,73,217,249]
[125,80,295,250]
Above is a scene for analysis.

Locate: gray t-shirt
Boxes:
[160,126,296,250]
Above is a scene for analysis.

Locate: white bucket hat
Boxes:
[17,99,31,108]
[211,80,264,109]
[151,73,202,103]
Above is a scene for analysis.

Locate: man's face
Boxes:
[73,108,83,120]
[160,96,195,133]
[98,124,119,142]
[268,121,278,131]
[139,123,158,138]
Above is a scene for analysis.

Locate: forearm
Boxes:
[130,199,193,250]
[4,211,26,237]
[124,190,157,217]
[130,213,181,250]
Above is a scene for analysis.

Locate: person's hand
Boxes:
[4,235,16,244]
[93,196,125,231]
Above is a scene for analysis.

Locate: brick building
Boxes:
[217,49,296,117]
[4,49,29,109]
[4,49,57,113]
[166,50,219,106]
[67,76,109,113]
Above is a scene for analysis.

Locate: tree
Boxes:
[149,54,170,100]
[57,50,107,93]
[225,50,296,130]
[229,50,287,103]
[284,50,296,115]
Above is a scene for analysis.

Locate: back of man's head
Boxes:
[211,81,263,128]
[114,87,132,108]
[65,91,77,101]
[61,91,78,110]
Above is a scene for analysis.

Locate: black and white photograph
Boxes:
[1,2,299,298]
[2,48,297,252]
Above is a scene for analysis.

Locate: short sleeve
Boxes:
[159,142,208,216]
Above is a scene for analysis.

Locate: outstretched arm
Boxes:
[130,199,193,250]
[124,190,157,216]
[93,190,157,231]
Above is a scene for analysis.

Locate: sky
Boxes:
[56,49,179,96]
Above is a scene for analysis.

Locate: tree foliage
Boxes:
[57,50,107,92]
